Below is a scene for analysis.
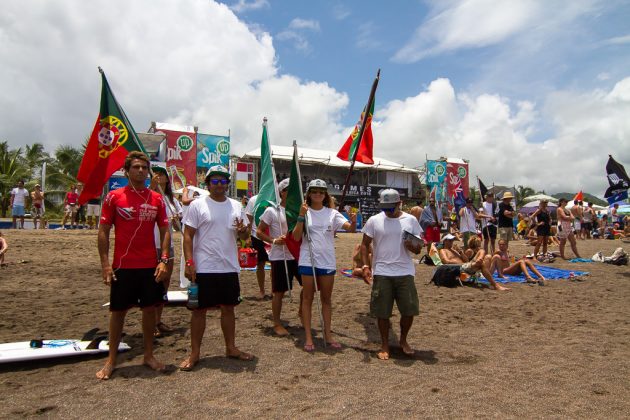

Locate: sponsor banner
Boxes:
[196,133,231,187]
[426,160,447,202]
[108,176,150,191]
[446,162,469,207]
[153,125,196,189]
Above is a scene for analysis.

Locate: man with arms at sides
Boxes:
[10,180,29,229]
[497,192,516,244]
[439,234,509,291]
[180,165,253,371]
[30,184,44,229]
[419,197,443,255]
[97,151,170,380]
[478,192,498,254]
[361,189,423,360]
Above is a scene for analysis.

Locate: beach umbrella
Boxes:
[523,194,558,204]
[518,200,558,215]
[616,205,630,216]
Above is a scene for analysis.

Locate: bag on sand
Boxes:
[430,265,462,287]
[604,247,628,266]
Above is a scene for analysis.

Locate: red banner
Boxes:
[446,161,469,205]
[153,124,197,189]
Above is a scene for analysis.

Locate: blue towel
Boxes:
[480,265,588,284]
[568,258,594,263]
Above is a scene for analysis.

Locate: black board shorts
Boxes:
[251,236,269,263]
[193,272,242,309]
[270,260,301,293]
[110,267,167,311]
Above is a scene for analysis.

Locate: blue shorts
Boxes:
[12,205,25,217]
[298,266,336,276]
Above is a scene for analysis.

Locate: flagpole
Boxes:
[478,176,490,242]
[338,69,380,210]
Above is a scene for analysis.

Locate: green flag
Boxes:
[254,119,280,225]
[285,141,304,232]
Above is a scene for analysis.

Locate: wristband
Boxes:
[158,257,169,265]
[160,253,169,260]
[297,216,305,222]
[185,259,195,267]
[362,265,370,270]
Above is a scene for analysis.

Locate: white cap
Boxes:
[378,189,400,208]
[205,165,230,179]
[278,178,290,191]
[307,179,327,191]
[443,233,457,241]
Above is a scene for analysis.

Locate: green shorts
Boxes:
[498,227,513,242]
[370,275,419,319]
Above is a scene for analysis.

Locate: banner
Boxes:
[426,160,447,202]
[152,123,196,190]
[446,161,469,208]
[196,133,230,186]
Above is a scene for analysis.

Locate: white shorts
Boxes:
[86,204,101,217]
[65,204,78,215]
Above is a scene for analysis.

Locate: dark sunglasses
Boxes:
[310,189,326,194]
[209,179,229,185]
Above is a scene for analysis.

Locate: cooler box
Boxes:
[239,248,258,268]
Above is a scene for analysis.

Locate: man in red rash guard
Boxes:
[96,151,171,380]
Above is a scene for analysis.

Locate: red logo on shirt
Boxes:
[117,207,135,220]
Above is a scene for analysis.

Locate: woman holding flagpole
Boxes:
[292,179,356,352]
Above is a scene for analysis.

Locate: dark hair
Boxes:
[306,189,332,208]
[124,151,150,171]
[152,169,175,206]
[559,198,568,205]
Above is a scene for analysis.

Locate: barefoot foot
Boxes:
[273,325,289,336]
[400,341,414,356]
[143,356,166,372]
[377,351,390,360]
[179,356,199,371]
[96,362,115,380]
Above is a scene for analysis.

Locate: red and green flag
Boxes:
[284,141,304,259]
[77,68,146,204]
[337,99,375,165]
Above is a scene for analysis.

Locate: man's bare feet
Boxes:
[143,356,166,372]
[400,341,414,356]
[226,349,254,361]
[377,350,390,360]
[493,284,510,291]
[96,362,115,380]
[179,356,199,371]
[273,325,289,336]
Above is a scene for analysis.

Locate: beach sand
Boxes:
[0,229,629,418]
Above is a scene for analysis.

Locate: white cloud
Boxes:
[229,0,269,13]
[393,0,599,63]
[332,4,350,20]
[372,78,630,194]
[603,34,630,45]
[356,22,384,51]
[288,18,320,31]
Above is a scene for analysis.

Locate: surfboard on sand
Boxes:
[102,290,189,308]
[0,336,131,364]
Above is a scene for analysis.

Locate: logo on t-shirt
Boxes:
[139,203,158,222]
[117,207,135,220]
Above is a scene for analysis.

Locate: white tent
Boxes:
[523,194,558,204]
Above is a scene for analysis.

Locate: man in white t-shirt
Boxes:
[10,180,29,229]
[180,165,253,371]
[478,192,498,254]
[360,189,423,361]
[458,198,480,249]
[256,179,301,336]
[245,194,271,299]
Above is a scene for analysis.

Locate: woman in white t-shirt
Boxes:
[292,179,356,352]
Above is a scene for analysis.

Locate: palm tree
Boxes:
[516,185,536,208]
[0,142,30,217]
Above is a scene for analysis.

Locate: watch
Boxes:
[158,257,169,265]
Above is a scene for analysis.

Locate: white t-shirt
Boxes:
[244,194,258,238]
[154,197,182,248]
[480,201,497,228]
[11,188,29,206]
[362,211,421,276]
[298,207,348,270]
[260,206,294,261]
[184,196,243,273]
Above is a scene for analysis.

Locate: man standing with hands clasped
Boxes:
[97,151,170,380]
[180,165,253,372]
[360,189,423,361]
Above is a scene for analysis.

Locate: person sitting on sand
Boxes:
[438,234,509,291]
[351,242,372,282]
[0,231,8,267]
[490,239,546,285]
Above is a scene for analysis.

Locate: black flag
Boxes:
[604,155,630,198]
[478,177,488,199]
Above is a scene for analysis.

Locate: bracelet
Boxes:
[158,257,169,264]
[160,253,169,260]
[185,259,195,267]
[297,216,305,222]
[362,265,370,270]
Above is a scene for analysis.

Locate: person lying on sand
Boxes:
[490,239,546,286]
[438,234,509,291]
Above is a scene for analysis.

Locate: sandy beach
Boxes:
[0,229,629,418]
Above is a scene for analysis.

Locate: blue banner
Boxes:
[196,133,230,168]
[607,190,628,205]
[426,160,447,202]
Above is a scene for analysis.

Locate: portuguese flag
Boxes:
[336,100,375,165]
[77,68,146,204]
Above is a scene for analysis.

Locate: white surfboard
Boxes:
[102,290,189,307]
[0,338,130,364]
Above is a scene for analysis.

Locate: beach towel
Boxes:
[488,265,588,284]
[568,258,594,263]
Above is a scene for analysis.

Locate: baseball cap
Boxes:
[205,165,230,180]
[443,234,457,241]
[307,179,327,191]
[151,165,168,175]
[378,189,400,209]
[278,178,290,191]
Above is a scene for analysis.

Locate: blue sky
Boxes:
[1,0,629,194]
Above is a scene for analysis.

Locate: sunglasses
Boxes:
[310,189,326,194]
[209,179,229,185]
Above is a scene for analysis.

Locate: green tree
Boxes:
[516,185,536,208]
[0,142,30,217]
